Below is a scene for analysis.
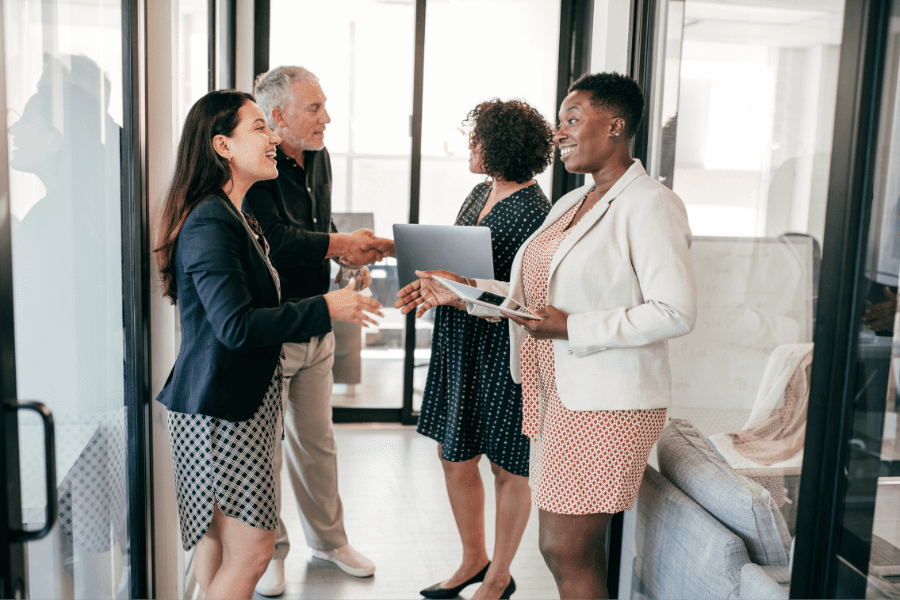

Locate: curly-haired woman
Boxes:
[415,99,554,600]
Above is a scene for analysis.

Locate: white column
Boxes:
[235,0,255,92]
[146,0,184,597]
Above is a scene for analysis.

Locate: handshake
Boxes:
[324,228,393,328]
[328,228,395,267]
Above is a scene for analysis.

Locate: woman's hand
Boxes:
[395,269,468,317]
[325,279,384,327]
[508,305,569,339]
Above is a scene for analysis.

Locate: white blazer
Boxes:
[471,160,696,411]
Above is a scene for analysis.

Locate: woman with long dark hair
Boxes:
[154,90,382,599]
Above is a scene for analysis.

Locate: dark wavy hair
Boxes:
[155,89,255,303]
[463,99,554,183]
[568,72,644,139]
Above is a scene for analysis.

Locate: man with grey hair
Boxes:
[244,65,391,596]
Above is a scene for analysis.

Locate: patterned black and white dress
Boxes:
[417,183,551,476]
[167,212,284,551]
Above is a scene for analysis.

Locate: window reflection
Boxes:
[7,46,129,600]
[5,1,128,597]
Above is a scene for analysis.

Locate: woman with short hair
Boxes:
[399,73,696,600]
[415,98,554,600]
[154,90,382,599]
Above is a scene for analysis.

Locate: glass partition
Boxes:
[4,0,130,597]
[269,0,415,408]
[622,1,845,598]
[418,0,560,227]
[413,0,560,411]
[833,2,900,595]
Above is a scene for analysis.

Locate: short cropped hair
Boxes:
[568,72,644,139]
[463,99,554,183]
[254,66,318,128]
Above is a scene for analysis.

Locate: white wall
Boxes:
[235,0,255,92]
[146,0,183,597]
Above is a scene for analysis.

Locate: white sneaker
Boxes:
[255,558,285,596]
[311,544,375,577]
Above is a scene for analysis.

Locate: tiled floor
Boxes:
[255,424,558,600]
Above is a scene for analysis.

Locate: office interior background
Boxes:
[0,0,898,598]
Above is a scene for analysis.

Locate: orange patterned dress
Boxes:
[520,195,667,515]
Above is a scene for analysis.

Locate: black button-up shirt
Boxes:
[242,147,337,304]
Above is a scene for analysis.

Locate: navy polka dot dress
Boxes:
[417,182,551,476]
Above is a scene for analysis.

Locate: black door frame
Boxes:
[400,0,429,426]
[629,0,656,170]
[122,0,153,595]
[552,0,594,202]
[251,0,594,425]
[0,0,27,593]
[791,0,893,597]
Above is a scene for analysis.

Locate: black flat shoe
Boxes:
[420,562,491,599]
[500,576,516,599]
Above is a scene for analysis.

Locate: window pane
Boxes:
[178,0,209,127]
[418,0,559,228]
[270,0,415,408]
[4,0,130,596]
[414,0,561,411]
[623,2,845,598]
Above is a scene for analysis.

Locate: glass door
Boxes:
[269,0,416,414]
[413,0,561,413]
[621,0,846,597]
[3,0,132,597]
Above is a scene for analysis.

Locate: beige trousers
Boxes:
[273,332,348,558]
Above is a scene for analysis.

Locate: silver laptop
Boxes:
[392,224,495,287]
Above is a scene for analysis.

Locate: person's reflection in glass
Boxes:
[9,54,127,598]
[658,114,677,189]
[863,195,900,335]
[863,284,898,334]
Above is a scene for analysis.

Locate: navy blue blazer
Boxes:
[156,194,332,421]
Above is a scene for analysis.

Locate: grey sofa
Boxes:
[628,419,793,599]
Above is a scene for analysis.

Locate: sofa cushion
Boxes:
[633,466,749,600]
[658,419,792,566]
[739,564,790,600]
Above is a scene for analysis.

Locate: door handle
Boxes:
[8,401,56,542]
